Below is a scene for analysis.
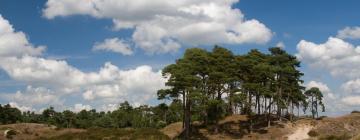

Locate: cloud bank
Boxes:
[0,15,166,111]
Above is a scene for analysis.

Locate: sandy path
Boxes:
[287,125,313,140]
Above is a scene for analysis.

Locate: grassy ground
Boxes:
[162,115,294,140]
[308,112,360,140]
[0,123,85,139]
[161,113,360,140]
[1,113,360,140]
[160,122,183,139]
[38,128,170,140]
[0,123,169,140]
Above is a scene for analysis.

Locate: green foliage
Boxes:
[0,104,22,124]
[206,99,226,124]
[0,101,181,130]
[305,87,325,118]
[94,115,114,128]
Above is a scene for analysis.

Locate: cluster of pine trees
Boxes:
[158,46,325,139]
[0,101,183,128]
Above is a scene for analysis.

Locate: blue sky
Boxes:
[0,0,360,115]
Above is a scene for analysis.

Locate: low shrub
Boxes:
[316,116,327,120]
[24,128,32,134]
[351,110,360,114]
[308,130,319,137]
[319,133,351,140]
[5,129,17,139]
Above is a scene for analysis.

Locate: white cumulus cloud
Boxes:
[337,26,360,40]
[341,79,360,95]
[0,56,166,105]
[297,36,360,110]
[296,37,360,79]
[9,102,34,112]
[0,86,63,111]
[70,104,92,112]
[0,13,167,110]
[275,41,285,48]
[0,15,45,57]
[43,0,272,54]
[341,96,360,106]
[93,38,133,55]
[100,104,119,112]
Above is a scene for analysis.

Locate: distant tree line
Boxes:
[158,46,325,139]
[0,101,183,129]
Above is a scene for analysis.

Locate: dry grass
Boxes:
[219,115,248,125]
[160,122,183,139]
[40,128,169,140]
[2,113,360,140]
[310,113,360,139]
[0,123,85,140]
[162,115,296,140]
[0,123,168,140]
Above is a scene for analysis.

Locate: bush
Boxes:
[316,116,327,120]
[319,133,351,140]
[156,121,167,128]
[131,128,170,140]
[308,130,319,137]
[5,129,17,139]
[24,128,32,134]
[351,110,360,114]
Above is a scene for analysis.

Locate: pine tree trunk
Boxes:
[257,94,261,115]
[316,101,318,118]
[297,105,300,117]
[290,102,293,121]
[263,98,266,114]
[267,98,272,128]
[229,92,234,115]
[311,96,314,119]
[182,92,186,129]
[184,92,191,140]
[277,86,282,121]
